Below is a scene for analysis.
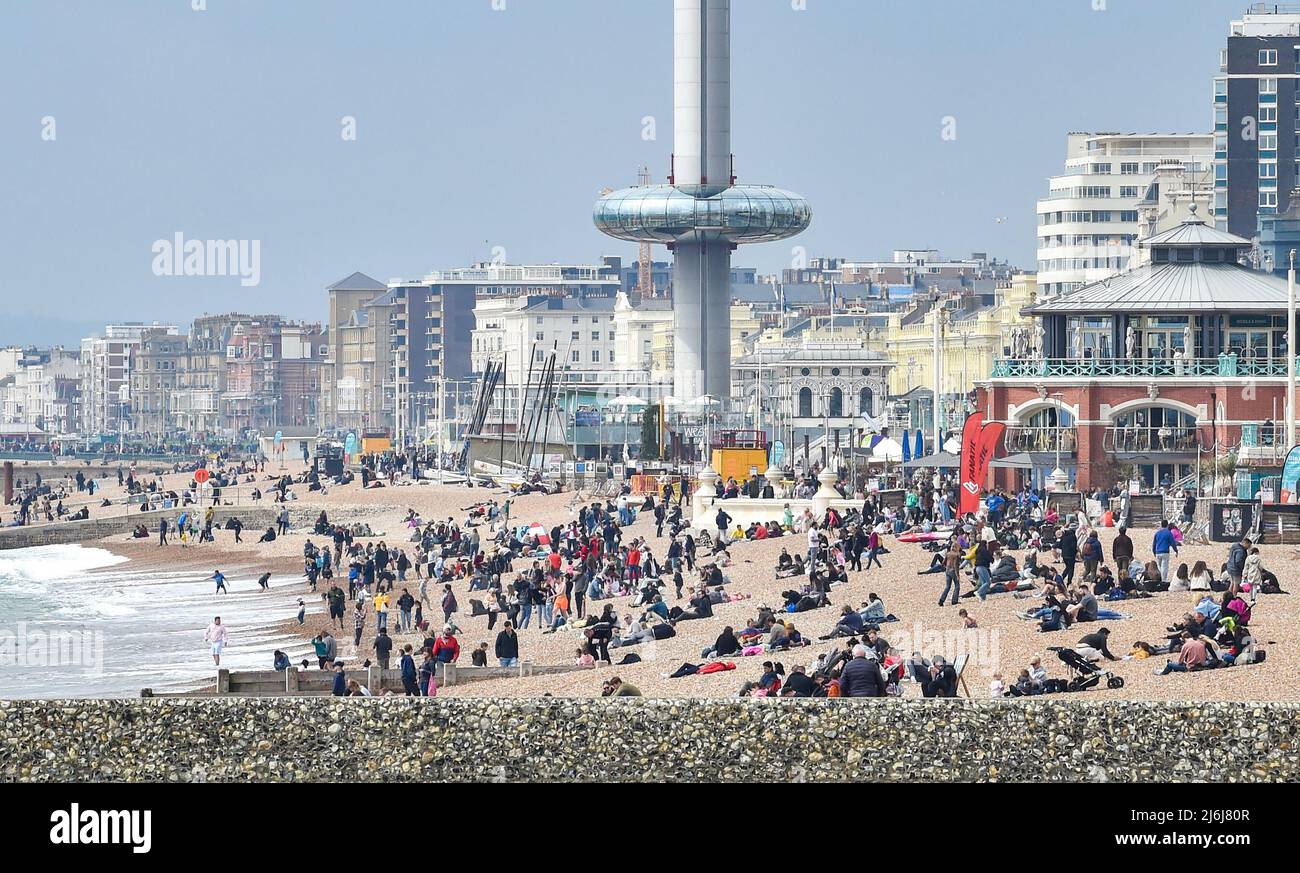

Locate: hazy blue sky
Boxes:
[0,0,1247,341]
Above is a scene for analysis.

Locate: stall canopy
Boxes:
[903,450,959,469]
[988,452,1035,469]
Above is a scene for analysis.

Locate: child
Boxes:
[989,672,1005,697]
[958,608,978,629]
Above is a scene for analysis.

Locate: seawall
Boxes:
[1,698,1295,782]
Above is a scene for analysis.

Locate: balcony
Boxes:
[992,356,1296,379]
[1103,426,1202,454]
[1004,425,1076,454]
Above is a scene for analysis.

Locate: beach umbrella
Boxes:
[608,395,647,410]
[870,437,903,461]
[525,523,551,545]
[901,430,912,463]
[915,429,925,458]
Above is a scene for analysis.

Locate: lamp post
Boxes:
[1050,391,1067,492]
[931,291,943,449]
[1288,249,1296,452]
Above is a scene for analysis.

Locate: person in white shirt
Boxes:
[989,673,1006,698]
[203,617,229,666]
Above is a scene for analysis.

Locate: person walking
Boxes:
[212,569,228,594]
[158,517,169,546]
[352,600,366,649]
[399,645,420,696]
[864,526,883,571]
[1112,525,1133,578]
[1152,519,1179,584]
[495,621,520,668]
[203,616,228,666]
[374,627,393,670]
[1059,526,1078,586]
[940,539,962,607]
[973,537,993,601]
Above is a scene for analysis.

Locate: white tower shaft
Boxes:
[674,0,730,196]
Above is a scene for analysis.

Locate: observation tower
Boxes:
[593,0,811,401]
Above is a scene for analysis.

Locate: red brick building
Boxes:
[978,214,1291,493]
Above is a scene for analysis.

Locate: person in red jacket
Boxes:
[431,626,460,664]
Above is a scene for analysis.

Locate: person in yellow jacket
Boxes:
[374,590,391,632]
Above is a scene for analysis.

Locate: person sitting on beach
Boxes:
[1155,631,1211,675]
[820,604,864,640]
[921,655,959,698]
[701,625,742,659]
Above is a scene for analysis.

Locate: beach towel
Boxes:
[741,644,765,657]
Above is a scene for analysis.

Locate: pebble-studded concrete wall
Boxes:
[1,698,1296,782]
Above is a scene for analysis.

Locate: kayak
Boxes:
[896,531,948,543]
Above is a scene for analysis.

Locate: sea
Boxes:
[0,544,314,698]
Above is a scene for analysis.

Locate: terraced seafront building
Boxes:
[594,0,811,401]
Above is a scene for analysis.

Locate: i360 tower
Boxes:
[594,0,811,401]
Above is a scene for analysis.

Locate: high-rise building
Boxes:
[1036,132,1212,297]
[1214,6,1300,237]
[79,323,178,436]
[390,261,622,445]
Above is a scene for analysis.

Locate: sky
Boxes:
[0,0,1249,343]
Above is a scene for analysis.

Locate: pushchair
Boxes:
[1048,646,1124,691]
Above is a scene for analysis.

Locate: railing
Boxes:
[1003,425,1077,454]
[992,356,1296,379]
[1103,426,1202,453]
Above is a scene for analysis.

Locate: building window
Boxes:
[1261,48,1278,66]
[797,387,813,417]
[1262,77,1278,94]
[829,388,843,417]
[591,331,600,341]
[1260,105,1278,122]
[591,350,600,362]
[859,387,873,414]
[1120,162,1139,174]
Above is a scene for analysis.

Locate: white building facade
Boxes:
[1036,132,1213,297]
[79,323,178,436]
[472,291,674,426]
[0,348,79,434]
